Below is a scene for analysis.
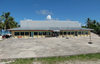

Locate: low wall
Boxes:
[13,34,90,38]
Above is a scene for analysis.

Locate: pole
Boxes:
[88,31,92,44]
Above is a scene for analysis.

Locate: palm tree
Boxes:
[87,18,91,28]
[0,21,3,30]
[1,12,18,30]
[0,16,4,30]
[8,17,18,28]
[2,12,10,29]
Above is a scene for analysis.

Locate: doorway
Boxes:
[52,32,59,37]
[75,31,78,36]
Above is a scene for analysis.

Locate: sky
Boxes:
[0,0,100,25]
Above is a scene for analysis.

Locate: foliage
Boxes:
[0,16,4,30]
[0,21,3,30]
[0,12,18,30]
[10,58,33,64]
[9,53,100,64]
[82,26,86,28]
[86,18,100,35]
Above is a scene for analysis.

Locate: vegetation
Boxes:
[0,12,18,30]
[83,18,100,35]
[9,53,100,64]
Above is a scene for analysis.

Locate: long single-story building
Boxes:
[9,20,93,38]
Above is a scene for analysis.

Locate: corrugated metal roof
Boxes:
[9,27,93,31]
[20,20,81,28]
[9,20,93,31]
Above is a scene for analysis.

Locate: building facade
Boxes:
[9,20,93,38]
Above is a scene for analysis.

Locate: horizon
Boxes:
[0,0,100,25]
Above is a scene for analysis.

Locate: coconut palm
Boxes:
[0,16,4,30]
[0,22,3,30]
[86,18,100,35]
[1,12,18,30]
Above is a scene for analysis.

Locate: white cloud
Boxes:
[36,10,53,15]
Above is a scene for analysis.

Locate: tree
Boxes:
[0,16,4,30]
[96,22,100,27]
[93,20,96,25]
[87,18,92,28]
[1,12,18,30]
[8,17,18,28]
[0,21,3,30]
[86,18,100,35]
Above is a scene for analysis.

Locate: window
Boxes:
[68,32,70,35]
[78,31,81,35]
[43,32,46,35]
[60,32,63,35]
[85,31,88,35]
[34,32,38,35]
[81,31,84,35]
[64,32,66,35]
[39,32,42,35]
[15,32,20,36]
[21,32,24,36]
[47,32,51,35]
[25,32,29,35]
[71,32,74,35]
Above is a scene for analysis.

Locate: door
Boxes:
[75,31,78,36]
[52,32,59,37]
[30,32,34,37]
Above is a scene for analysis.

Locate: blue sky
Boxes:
[0,0,100,25]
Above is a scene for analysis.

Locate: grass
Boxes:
[9,53,100,64]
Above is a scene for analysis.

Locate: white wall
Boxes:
[0,36,2,40]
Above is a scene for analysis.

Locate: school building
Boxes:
[9,20,93,38]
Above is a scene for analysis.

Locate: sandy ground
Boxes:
[0,33,100,60]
